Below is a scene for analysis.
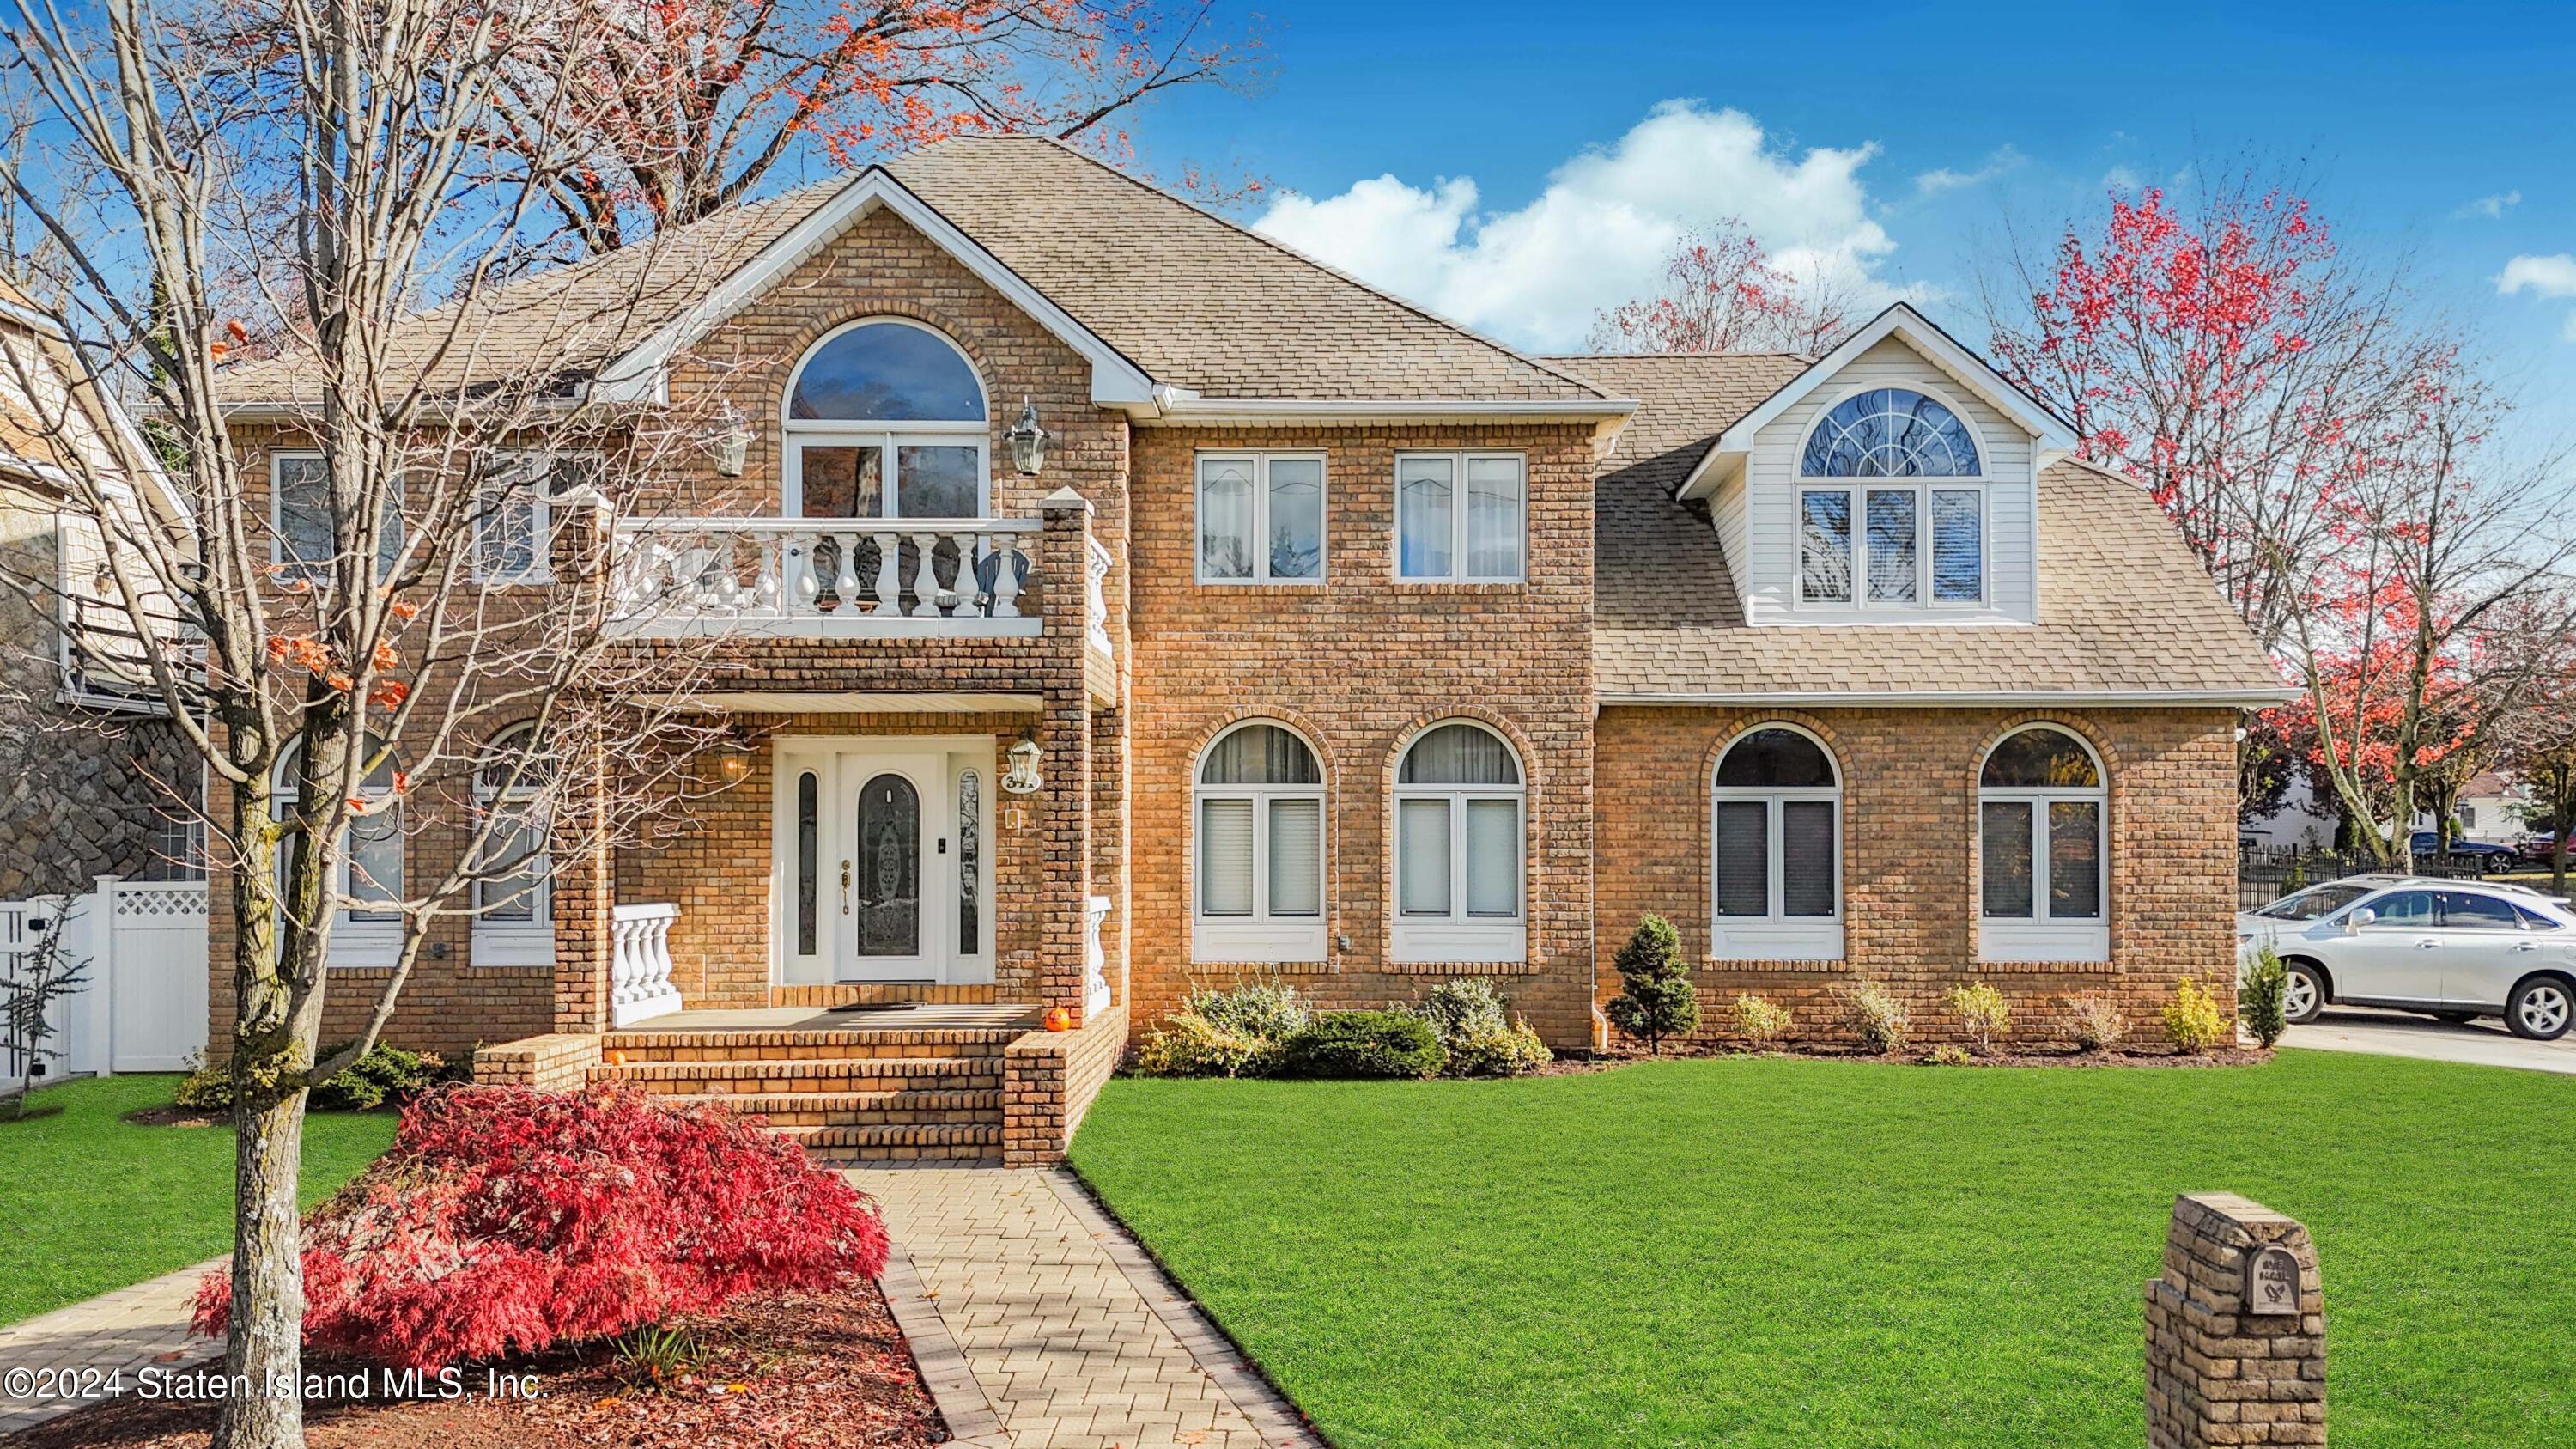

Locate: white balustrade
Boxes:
[609,517,1042,638]
[1085,537,1115,659]
[1084,893,1111,1018]
[610,902,683,1027]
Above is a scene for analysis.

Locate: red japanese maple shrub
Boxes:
[192,1084,887,1369]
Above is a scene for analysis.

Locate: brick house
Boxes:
[206,137,2285,1160]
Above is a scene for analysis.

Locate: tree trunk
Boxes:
[213,1088,309,1449]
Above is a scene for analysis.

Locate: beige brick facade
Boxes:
[1595,704,2244,1049]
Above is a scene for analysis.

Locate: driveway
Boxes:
[2283,1006,2576,1075]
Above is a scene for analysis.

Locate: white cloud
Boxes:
[2455,190,2522,221]
[1914,145,2026,197]
[2498,253,2576,299]
[1249,100,1911,352]
[2100,166,2143,192]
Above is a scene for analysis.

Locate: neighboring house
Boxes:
[204,137,2287,1160]
[2243,776,2338,851]
[0,276,196,897]
[2415,771,2528,843]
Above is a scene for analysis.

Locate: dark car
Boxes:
[2409,831,2518,861]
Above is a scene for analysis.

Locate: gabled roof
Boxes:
[0,275,190,525]
[1673,302,2078,501]
[216,136,1620,416]
[1549,350,2289,706]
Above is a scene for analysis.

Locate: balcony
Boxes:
[608,516,1054,641]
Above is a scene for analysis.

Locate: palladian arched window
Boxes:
[1393,721,1525,964]
[1193,722,1327,963]
[1978,725,2110,963]
[471,722,552,966]
[1798,387,1986,609]
[783,319,987,521]
[1711,726,1843,960]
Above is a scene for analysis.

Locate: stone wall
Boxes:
[0,489,192,898]
[1593,704,2242,1049]
[2145,1192,2327,1446]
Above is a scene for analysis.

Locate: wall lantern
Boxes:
[701,727,756,789]
[1005,396,1052,477]
[1001,737,1043,795]
[708,405,753,478]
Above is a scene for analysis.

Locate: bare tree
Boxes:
[1586,217,1856,356]
[2280,367,2576,863]
[0,2,756,1443]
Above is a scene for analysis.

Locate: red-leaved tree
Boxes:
[193,1087,890,1371]
[1587,218,1855,356]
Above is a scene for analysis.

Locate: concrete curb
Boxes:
[874,1235,1013,1448]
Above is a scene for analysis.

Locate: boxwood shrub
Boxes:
[1281,1010,1446,1080]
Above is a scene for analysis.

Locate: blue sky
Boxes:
[1118,0,2576,442]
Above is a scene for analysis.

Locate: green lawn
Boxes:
[1071,1050,2576,1448]
[0,1075,397,1325]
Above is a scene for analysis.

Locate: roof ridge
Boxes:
[975,134,1611,400]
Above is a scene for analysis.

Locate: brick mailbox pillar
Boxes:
[2145,1192,2326,1447]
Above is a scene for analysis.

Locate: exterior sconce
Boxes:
[708,405,752,478]
[1005,396,1052,477]
[703,728,756,789]
[1002,737,1043,795]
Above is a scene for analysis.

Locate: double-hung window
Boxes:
[1796,388,1984,608]
[471,722,552,966]
[474,453,597,585]
[1978,725,2110,962]
[1392,721,1525,963]
[1396,452,1524,581]
[272,735,404,968]
[1193,722,1327,963]
[1196,452,1325,582]
[272,451,404,580]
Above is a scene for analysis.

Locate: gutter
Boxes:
[1597,688,2300,709]
[1131,395,1639,425]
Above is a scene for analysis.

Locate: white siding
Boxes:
[1741,337,2038,627]
[1711,470,1747,587]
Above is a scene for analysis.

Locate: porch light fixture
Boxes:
[1002,737,1043,795]
[708,404,753,478]
[1005,396,1052,477]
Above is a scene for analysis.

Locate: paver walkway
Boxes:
[847,1165,1320,1449]
[0,1259,216,1437]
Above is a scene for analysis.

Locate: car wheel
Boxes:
[2506,977,2573,1042]
[2282,963,2327,1025]
[2431,1011,2480,1026]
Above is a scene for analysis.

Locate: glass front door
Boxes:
[853,773,921,958]
[779,741,994,988]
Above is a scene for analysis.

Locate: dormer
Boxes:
[1674,304,2075,628]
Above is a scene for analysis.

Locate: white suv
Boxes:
[2239,876,2576,1040]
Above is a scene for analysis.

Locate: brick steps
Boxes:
[588,1027,1016,1161]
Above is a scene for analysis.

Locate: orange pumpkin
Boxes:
[605,1050,626,1067]
[1044,1006,1073,1032]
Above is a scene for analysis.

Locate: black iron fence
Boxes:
[2237,847,2502,912]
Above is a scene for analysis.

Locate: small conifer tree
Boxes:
[1606,912,1699,1054]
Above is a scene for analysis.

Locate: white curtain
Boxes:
[1464,456,1523,578]
[1198,458,1256,579]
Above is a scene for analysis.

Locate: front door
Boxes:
[840,752,945,982]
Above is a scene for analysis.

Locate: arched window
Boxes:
[1193,722,1326,963]
[1797,387,1986,608]
[1978,725,2109,962]
[471,723,552,966]
[272,734,404,967]
[782,319,988,521]
[1393,721,1525,963]
[1711,726,1843,960]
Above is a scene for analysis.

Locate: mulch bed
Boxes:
[9,1283,945,1449]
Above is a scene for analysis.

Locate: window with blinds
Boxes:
[1193,722,1328,963]
[1711,726,1844,961]
[1393,721,1527,964]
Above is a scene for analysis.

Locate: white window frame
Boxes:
[270,450,404,581]
[1194,450,1328,585]
[271,738,404,969]
[1190,721,1328,964]
[1710,724,1844,961]
[1394,451,1527,583]
[1795,482,1989,610]
[471,722,552,967]
[473,451,592,586]
[781,317,991,521]
[1978,725,2111,963]
[1390,721,1527,964]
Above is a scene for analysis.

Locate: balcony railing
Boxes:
[610,902,683,1027]
[609,517,1046,639]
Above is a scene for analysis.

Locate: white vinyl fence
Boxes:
[0,876,209,1083]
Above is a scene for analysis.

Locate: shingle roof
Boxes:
[1550,352,2290,702]
[216,136,1606,406]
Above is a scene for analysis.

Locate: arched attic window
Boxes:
[1797,387,1987,608]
